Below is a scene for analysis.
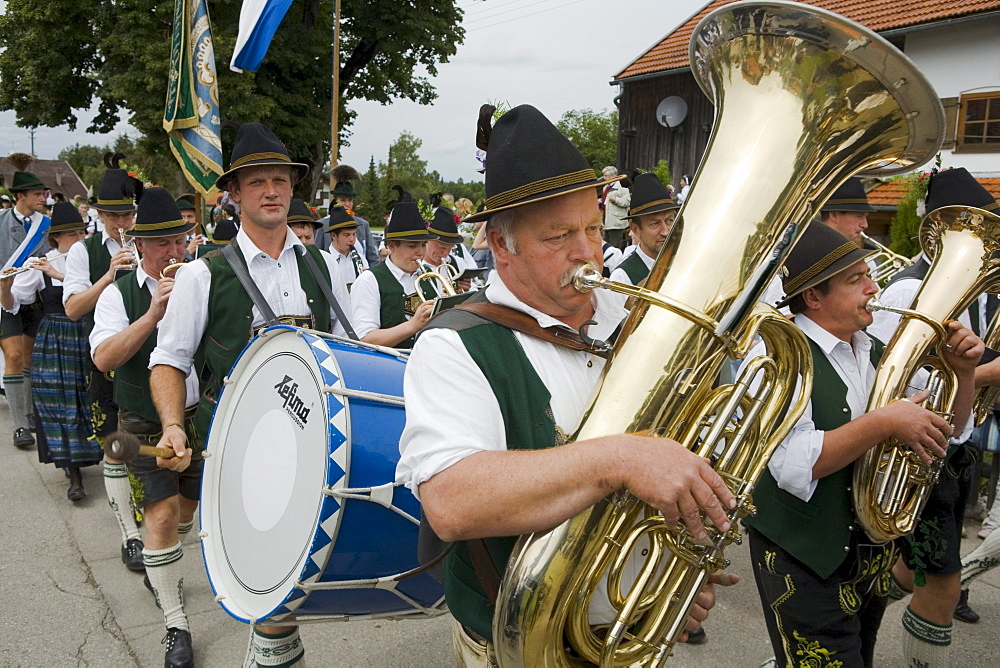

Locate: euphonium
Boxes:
[494,1,944,665]
[855,204,1000,543]
[972,309,1000,426]
[862,233,914,287]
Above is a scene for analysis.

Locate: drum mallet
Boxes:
[103,430,176,461]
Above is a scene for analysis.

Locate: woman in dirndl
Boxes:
[0,202,98,500]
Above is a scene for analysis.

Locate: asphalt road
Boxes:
[2,403,998,667]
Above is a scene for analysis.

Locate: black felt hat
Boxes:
[925,168,998,213]
[327,206,357,232]
[47,201,87,233]
[215,122,309,190]
[94,153,137,213]
[330,164,360,199]
[5,153,46,192]
[624,173,678,220]
[777,223,876,308]
[821,177,874,212]
[428,207,462,243]
[287,198,323,229]
[126,186,196,238]
[175,197,196,211]
[464,104,623,223]
[385,201,436,241]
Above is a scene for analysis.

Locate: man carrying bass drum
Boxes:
[149,121,352,667]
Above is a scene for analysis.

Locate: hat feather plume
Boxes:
[103,152,126,169]
[121,176,144,203]
[221,120,242,134]
[392,185,406,203]
[475,104,496,152]
[332,164,360,183]
[5,152,35,172]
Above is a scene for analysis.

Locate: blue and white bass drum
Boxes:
[200,325,446,625]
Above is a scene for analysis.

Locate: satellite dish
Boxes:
[655,96,688,128]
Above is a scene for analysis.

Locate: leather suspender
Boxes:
[295,245,358,340]
[221,240,280,326]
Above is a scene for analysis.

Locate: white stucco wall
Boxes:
[903,17,1000,175]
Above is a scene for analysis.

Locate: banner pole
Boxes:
[330,0,342,198]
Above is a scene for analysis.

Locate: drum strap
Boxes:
[295,245,359,340]
[222,241,280,326]
[466,539,502,606]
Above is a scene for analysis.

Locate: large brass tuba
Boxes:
[493,1,944,665]
[856,205,1000,543]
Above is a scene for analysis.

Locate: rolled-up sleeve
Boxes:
[61,241,93,303]
[349,269,383,339]
[396,328,506,498]
[148,262,209,374]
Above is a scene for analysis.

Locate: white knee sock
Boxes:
[902,607,950,668]
[961,525,1000,587]
[178,519,195,537]
[246,627,305,667]
[4,374,30,431]
[986,498,1000,528]
[21,368,31,416]
[103,462,141,543]
[144,542,188,631]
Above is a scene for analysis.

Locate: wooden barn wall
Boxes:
[616,72,715,186]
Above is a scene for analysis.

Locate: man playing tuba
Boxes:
[396,104,736,664]
[742,222,982,668]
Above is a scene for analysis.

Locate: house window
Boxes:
[957,92,1000,152]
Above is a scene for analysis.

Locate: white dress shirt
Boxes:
[609,247,655,308]
[91,263,199,407]
[868,264,980,344]
[350,257,419,339]
[329,243,368,292]
[743,312,968,503]
[3,249,68,314]
[62,229,124,304]
[396,272,630,624]
[149,226,350,375]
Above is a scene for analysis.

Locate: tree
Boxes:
[0,0,465,199]
[356,156,386,222]
[556,108,618,173]
[384,131,432,202]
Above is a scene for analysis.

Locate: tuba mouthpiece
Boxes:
[570,262,603,293]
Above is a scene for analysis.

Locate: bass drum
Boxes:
[200,325,445,625]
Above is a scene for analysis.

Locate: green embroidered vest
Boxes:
[114,274,160,424]
[194,244,332,439]
[370,263,415,348]
[746,334,884,578]
[81,234,113,334]
[618,251,649,284]
[425,315,556,642]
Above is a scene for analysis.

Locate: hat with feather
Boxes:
[331,164,360,199]
[94,153,137,213]
[5,153,46,192]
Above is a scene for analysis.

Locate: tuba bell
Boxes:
[493,1,944,665]
[855,204,1000,543]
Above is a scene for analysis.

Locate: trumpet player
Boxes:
[61,155,147,575]
[742,222,982,668]
[351,199,438,348]
[426,207,473,292]
[867,168,999,668]
[326,206,368,293]
[90,186,199,668]
[398,105,736,664]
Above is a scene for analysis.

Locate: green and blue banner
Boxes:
[164,0,223,196]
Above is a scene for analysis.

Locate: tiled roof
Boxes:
[866,177,1000,208]
[0,159,87,200]
[616,0,1000,79]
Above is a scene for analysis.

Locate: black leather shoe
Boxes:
[13,427,34,449]
[27,412,37,433]
[122,538,145,572]
[67,467,85,501]
[162,627,194,668]
[686,627,707,645]
[954,588,980,624]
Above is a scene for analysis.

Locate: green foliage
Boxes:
[556,108,618,173]
[0,0,465,200]
[355,156,386,221]
[889,173,925,257]
[653,160,672,192]
[58,137,187,195]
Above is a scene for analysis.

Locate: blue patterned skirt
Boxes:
[32,314,100,468]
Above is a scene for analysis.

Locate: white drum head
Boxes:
[201,328,336,621]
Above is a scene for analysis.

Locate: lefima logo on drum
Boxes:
[274,374,312,427]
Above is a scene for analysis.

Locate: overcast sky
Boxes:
[0,0,708,183]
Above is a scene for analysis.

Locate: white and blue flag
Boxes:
[230,0,295,73]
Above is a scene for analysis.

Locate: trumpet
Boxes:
[862,232,913,286]
[403,263,457,315]
[160,258,186,279]
[119,229,140,268]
